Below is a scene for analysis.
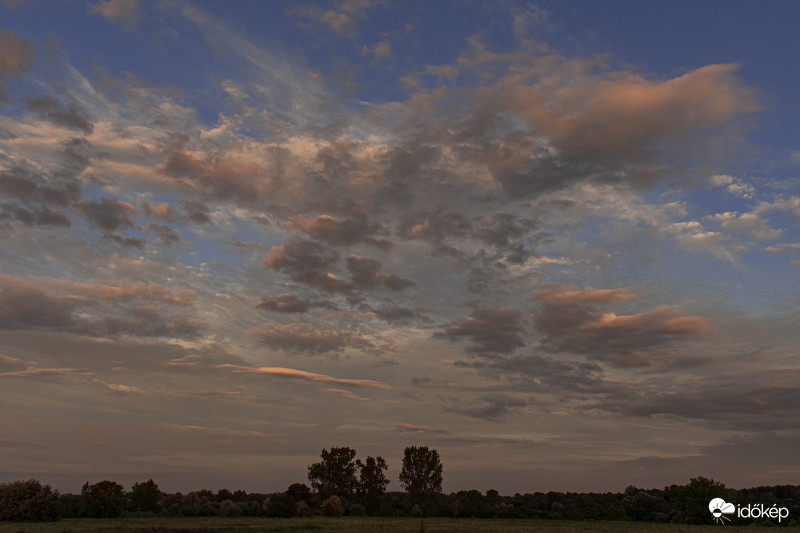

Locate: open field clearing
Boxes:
[0,517,789,533]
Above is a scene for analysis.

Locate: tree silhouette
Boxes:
[399,445,443,505]
[307,446,358,502]
[356,455,389,512]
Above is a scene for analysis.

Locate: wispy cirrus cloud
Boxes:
[218,364,392,390]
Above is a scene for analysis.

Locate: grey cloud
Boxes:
[142,224,181,246]
[89,0,140,31]
[450,394,527,421]
[457,353,607,395]
[103,233,146,250]
[0,204,70,227]
[345,255,415,291]
[159,138,268,206]
[474,213,540,264]
[0,275,77,329]
[0,29,35,102]
[374,305,424,323]
[255,293,337,314]
[435,307,526,354]
[532,285,708,365]
[182,201,212,224]
[0,168,81,207]
[285,212,391,249]
[101,305,202,339]
[24,95,94,134]
[250,322,374,355]
[399,210,472,242]
[78,196,136,231]
[263,237,346,291]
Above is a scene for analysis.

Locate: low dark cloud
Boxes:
[450,394,527,421]
[255,293,337,314]
[0,203,70,227]
[374,305,423,323]
[182,201,212,224]
[250,322,374,354]
[78,196,135,232]
[435,307,526,355]
[0,168,81,207]
[142,223,180,246]
[399,210,472,242]
[345,255,415,291]
[159,137,270,206]
[263,237,346,291]
[532,284,708,366]
[24,95,94,134]
[101,305,202,339]
[0,274,77,329]
[474,213,540,264]
[0,29,35,102]
[285,212,391,249]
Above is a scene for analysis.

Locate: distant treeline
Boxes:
[2,477,800,525]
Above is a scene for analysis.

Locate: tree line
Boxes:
[2,446,800,526]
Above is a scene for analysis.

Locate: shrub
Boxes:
[322,495,344,516]
[266,493,295,518]
[80,480,125,518]
[0,479,59,522]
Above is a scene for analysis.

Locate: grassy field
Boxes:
[0,517,786,533]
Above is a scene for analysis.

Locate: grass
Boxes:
[0,516,790,533]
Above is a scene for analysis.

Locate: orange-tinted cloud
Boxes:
[218,364,392,389]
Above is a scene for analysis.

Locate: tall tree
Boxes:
[129,479,162,514]
[80,480,125,518]
[307,446,358,502]
[356,456,389,512]
[399,445,443,504]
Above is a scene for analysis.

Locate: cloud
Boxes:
[0,29,35,102]
[393,422,451,434]
[294,0,377,37]
[88,0,140,31]
[250,323,374,354]
[24,95,94,134]
[218,364,392,389]
[532,284,708,365]
[77,196,136,232]
[0,274,77,329]
[263,238,347,292]
[143,201,176,221]
[345,255,415,291]
[399,210,472,242]
[450,394,527,421]
[709,174,755,199]
[255,293,336,314]
[158,137,272,206]
[0,274,200,339]
[707,211,782,241]
[435,307,526,355]
[326,388,369,401]
[285,213,391,249]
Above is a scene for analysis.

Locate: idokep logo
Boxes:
[709,498,735,524]
[709,497,790,525]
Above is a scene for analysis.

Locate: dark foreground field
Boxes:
[0,517,785,533]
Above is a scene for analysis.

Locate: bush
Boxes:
[0,479,59,521]
[266,493,295,518]
[80,481,126,518]
[348,503,366,516]
[322,495,344,516]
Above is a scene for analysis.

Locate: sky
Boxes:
[1,0,799,496]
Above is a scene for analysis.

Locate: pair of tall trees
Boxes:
[307,447,389,512]
[307,445,442,510]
